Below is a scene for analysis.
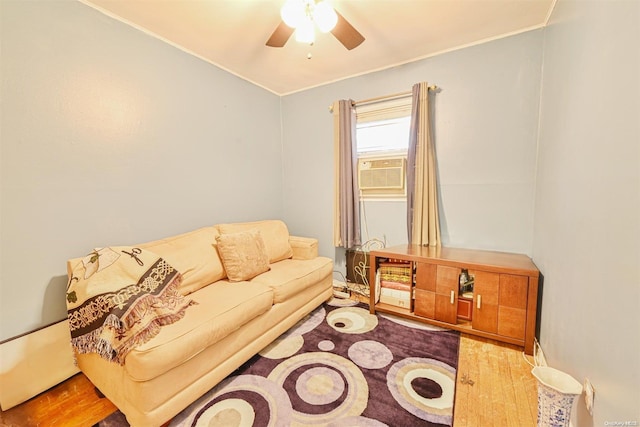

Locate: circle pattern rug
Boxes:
[97,301,460,427]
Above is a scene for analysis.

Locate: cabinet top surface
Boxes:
[371,245,539,276]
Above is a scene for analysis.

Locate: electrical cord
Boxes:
[345,238,386,297]
[332,270,348,292]
[335,189,388,298]
[522,351,535,368]
[522,338,545,368]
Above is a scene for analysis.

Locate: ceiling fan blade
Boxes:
[331,11,365,50]
[266,21,294,47]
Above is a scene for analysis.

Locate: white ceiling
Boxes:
[81,0,556,95]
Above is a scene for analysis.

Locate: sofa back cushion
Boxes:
[216,220,293,263]
[139,226,225,295]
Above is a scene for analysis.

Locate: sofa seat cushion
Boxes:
[251,257,333,304]
[124,280,274,381]
[138,227,225,296]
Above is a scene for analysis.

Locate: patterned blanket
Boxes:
[66,246,195,365]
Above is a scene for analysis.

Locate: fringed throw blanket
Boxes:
[66,246,195,364]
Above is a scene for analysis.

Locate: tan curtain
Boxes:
[333,100,361,248]
[407,82,440,246]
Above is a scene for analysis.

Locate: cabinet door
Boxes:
[497,275,528,340]
[471,271,499,334]
[414,263,436,319]
[435,265,459,324]
[415,263,436,290]
[414,289,435,319]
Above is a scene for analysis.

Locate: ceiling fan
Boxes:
[266,0,365,50]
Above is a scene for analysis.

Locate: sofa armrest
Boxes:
[289,236,318,260]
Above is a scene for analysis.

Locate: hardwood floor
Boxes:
[0,334,538,427]
[0,374,116,427]
[454,334,538,426]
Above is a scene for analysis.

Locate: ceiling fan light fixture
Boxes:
[295,16,315,44]
[314,1,338,33]
[269,0,362,50]
[281,0,306,28]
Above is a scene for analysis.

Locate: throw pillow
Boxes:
[215,229,270,282]
[217,220,293,263]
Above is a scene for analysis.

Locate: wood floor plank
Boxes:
[453,335,472,427]
[502,342,524,426]
[493,344,511,426]
[481,339,499,426]
[509,347,538,425]
[0,373,116,427]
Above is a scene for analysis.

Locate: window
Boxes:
[355,96,411,199]
[356,117,411,155]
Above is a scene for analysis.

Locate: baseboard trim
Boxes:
[0,319,79,410]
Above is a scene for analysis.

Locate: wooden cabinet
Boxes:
[369,245,540,355]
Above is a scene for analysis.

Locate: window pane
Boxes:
[356,116,410,154]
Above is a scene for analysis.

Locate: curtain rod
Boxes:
[328,85,438,112]
[354,90,411,106]
[355,85,437,106]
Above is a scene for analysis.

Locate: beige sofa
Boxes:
[66,220,333,426]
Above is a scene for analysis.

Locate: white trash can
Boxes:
[532,366,583,427]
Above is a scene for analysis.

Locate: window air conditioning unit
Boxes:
[358,157,405,190]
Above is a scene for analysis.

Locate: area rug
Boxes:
[95,298,460,427]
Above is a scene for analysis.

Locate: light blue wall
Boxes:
[281,30,543,274]
[359,200,408,248]
[534,0,640,424]
[0,0,282,340]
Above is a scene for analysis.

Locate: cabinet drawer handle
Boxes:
[450,290,455,304]
[477,294,482,309]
